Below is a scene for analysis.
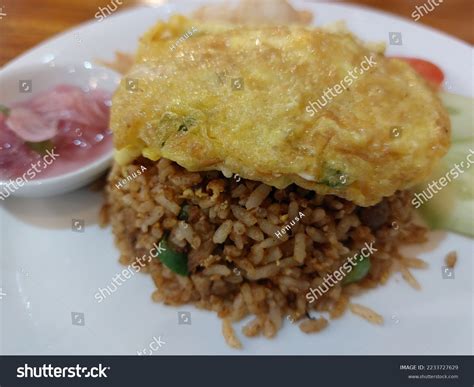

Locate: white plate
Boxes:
[1,0,473,355]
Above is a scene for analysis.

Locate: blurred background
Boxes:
[0,0,472,66]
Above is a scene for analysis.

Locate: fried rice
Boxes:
[101,157,428,348]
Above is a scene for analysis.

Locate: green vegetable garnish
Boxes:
[26,140,54,155]
[0,104,10,116]
[342,255,371,285]
[178,205,189,221]
[155,237,188,276]
[319,167,348,188]
[179,117,196,132]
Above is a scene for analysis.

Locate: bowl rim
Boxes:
[0,61,119,190]
[0,149,114,189]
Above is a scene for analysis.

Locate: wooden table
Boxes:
[0,0,472,66]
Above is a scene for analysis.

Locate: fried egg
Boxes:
[111,15,450,206]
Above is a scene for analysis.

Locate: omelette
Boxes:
[111,15,450,207]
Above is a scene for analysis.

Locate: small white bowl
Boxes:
[0,62,121,198]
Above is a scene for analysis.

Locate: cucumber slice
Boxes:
[439,91,474,142]
[415,141,474,237]
[416,93,474,237]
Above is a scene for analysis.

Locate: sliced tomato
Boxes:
[391,57,445,87]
